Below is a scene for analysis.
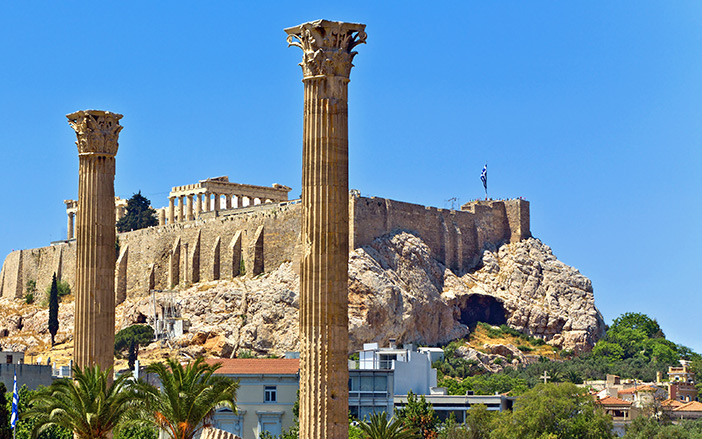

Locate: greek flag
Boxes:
[480,164,488,191]
[10,370,18,430]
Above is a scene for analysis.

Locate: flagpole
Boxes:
[480,163,488,201]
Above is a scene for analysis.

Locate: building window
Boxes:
[6,355,11,364]
[264,386,277,403]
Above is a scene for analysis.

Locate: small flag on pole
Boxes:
[480,164,488,199]
[10,370,18,430]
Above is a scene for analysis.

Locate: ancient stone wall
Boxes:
[0,196,530,300]
[0,244,76,300]
[351,196,530,273]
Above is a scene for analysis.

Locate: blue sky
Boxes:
[1,2,700,352]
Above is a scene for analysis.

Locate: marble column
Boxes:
[286,20,366,439]
[213,193,220,212]
[178,195,184,222]
[195,194,202,216]
[67,212,75,240]
[186,195,193,221]
[224,194,230,210]
[158,208,166,226]
[67,110,123,372]
[168,197,175,224]
[203,192,210,212]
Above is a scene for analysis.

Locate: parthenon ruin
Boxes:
[164,176,291,225]
[63,176,292,239]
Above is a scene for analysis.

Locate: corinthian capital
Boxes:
[67,110,123,156]
[286,19,366,79]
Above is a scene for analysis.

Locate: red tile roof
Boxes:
[206,358,300,376]
[617,385,658,395]
[674,401,702,412]
[597,396,631,406]
[661,399,684,408]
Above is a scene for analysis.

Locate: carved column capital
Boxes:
[286,20,366,79]
[67,110,123,156]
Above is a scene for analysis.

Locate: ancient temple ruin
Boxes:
[163,176,291,225]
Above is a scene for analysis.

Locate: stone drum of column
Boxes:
[286,20,366,439]
[67,110,123,372]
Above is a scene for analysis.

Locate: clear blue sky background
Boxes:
[1,2,700,351]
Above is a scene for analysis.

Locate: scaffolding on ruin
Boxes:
[149,289,189,340]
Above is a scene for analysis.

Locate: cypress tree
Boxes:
[128,340,138,372]
[48,273,59,346]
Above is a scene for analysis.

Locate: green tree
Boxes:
[0,382,10,439]
[114,325,154,369]
[358,412,417,439]
[47,274,59,346]
[25,280,37,304]
[11,385,71,439]
[23,364,138,439]
[395,392,438,439]
[623,417,702,438]
[464,405,493,439]
[116,192,157,233]
[133,357,239,439]
[491,383,613,439]
[611,313,663,339]
[591,341,625,361]
[114,427,158,439]
[438,416,469,439]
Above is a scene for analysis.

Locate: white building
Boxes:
[207,358,299,439]
[353,342,513,421]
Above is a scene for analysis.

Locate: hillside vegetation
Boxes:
[436,312,702,396]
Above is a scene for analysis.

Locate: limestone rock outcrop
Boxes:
[0,232,605,359]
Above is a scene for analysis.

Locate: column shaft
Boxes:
[299,76,351,438]
[178,196,184,222]
[195,194,202,216]
[67,212,75,240]
[186,195,193,221]
[168,198,175,224]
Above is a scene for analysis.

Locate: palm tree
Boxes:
[359,412,418,439]
[23,364,137,439]
[134,357,239,439]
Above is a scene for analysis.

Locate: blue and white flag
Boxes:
[10,370,18,430]
[480,164,488,191]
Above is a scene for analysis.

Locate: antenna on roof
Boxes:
[444,197,459,210]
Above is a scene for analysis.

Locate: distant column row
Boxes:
[160,193,274,225]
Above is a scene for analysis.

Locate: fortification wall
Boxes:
[0,196,530,300]
[351,196,530,272]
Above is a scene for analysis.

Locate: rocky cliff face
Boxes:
[0,232,605,360]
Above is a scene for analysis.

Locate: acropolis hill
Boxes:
[0,179,605,355]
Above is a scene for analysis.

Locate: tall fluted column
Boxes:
[286,20,366,439]
[158,208,166,226]
[67,212,75,240]
[203,193,210,212]
[67,110,122,372]
[186,195,193,221]
[177,195,184,222]
[195,194,202,216]
[168,197,175,224]
[213,193,220,212]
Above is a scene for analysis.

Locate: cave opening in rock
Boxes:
[458,294,507,328]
